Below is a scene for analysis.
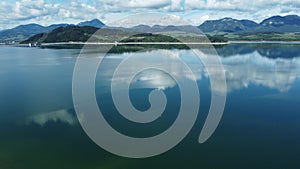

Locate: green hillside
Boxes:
[21,26,99,43]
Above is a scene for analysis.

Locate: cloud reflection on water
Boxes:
[26,109,76,126]
[97,50,204,91]
[221,51,300,92]
[97,49,300,93]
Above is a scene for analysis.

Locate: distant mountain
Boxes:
[131,25,153,32]
[199,17,259,33]
[21,26,99,43]
[46,24,70,31]
[10,15,300,44]
[0,23,69,42]
[21,23,227,45]
[0,19,105,42]
[199,15,300,33]
[261,15,300,26]
[240,20,259,28]
[257,15,300,32]
[129,24,203,34]
[77,19,105,28]
[163,25,180,31]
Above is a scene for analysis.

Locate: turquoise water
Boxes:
[0,44,300,168]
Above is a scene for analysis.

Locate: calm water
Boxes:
[0,44,300,169]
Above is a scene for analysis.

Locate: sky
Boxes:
[0,0,300,30]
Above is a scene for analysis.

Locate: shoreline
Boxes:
[229,40,300,44]
[9,42,229,47]
[3,40,300,48]
[41,42,230,46]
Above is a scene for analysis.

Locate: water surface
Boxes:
[0,44,300,169]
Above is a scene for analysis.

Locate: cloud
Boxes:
[13,0,57,20]
[183,0,299,12]
[109,13,187,27]
[0,0,300,29]
[26,109,77,126]
[120,0,170,8]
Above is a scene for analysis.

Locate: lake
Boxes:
[0,43,300,169]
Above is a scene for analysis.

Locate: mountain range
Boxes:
[1,15,300,43]
[199,15,300,33]
[0,19,105,42]
[21,26,100,44]
[77,19,105,28]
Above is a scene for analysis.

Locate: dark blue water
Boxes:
[0,44,300,169]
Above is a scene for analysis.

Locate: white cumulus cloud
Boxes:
[0,0,300,29]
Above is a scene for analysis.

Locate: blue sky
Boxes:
[0,0,300,30]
